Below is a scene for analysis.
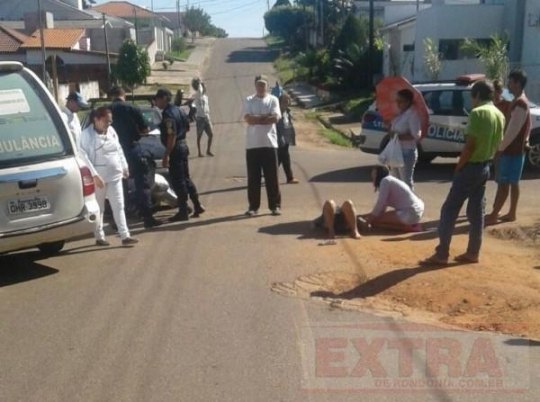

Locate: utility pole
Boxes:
[176,0,182,38]
[102,13,111,89]
[368,0,374,86]
[37,0,47,84]
[133,6,139,44]
[319,0,324,46]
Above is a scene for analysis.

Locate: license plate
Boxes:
[8,196,51,215]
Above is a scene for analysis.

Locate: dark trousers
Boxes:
[278,144,294,182]
[126,143,153,220]
[246,147,281,211]
[169,143,199,213]
[436,162,490,258]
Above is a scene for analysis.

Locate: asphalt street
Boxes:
[0,38,539,402]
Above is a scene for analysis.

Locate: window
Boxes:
[438,38,492,60]
[423,90,469,116]
[0,71,68,166]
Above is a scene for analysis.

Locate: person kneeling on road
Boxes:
[314,165,424,239]
[155,88,205,222]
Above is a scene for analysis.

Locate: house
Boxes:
[91,1,174,62]
[156,11,188,38]
[381,0,540,101]
[0,25,29,64]
[0,0,135,54]
[20,25,117,99]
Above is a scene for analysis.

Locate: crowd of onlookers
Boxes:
[62,68,532,265]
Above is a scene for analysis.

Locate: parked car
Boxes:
[358,75,540,168]
[0,62,99,255]
[81,98,167,170]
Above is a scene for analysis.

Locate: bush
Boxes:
[172,37,187,53]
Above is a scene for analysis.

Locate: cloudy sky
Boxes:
[93,0,273,38]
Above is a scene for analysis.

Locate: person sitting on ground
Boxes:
[314,165,425,239]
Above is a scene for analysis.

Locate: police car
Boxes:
[358,75,540,168]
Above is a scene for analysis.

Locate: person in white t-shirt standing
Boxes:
[243,75,282,216]
[191,78,215,157]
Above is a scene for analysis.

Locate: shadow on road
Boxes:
[258,220,324,239]
[198,185,247,196]
[310,163,540,184]
[0,252,58,287]
[310,164,456,184]
[137,213,253,234]
[227,47,279,63]
[504,338,540,346]
[311,263,461,300]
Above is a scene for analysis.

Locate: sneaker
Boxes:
[287,178,299,184]
[144,218,163,229]
[122,237,139,246]
[169,212,189,222]
[95,239,110,247]
[244,209,258,217]
[192,204,206,218]
[206,151,214,157]
[271,208,282,216]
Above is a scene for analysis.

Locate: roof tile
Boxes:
[21,28,85,49]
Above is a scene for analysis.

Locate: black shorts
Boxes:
[313,208,348,235]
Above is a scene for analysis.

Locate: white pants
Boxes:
[94,179,130,241]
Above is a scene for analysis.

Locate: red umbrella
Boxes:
[375,76,430,138]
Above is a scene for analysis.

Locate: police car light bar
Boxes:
[455,74,486,85]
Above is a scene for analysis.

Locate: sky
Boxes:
[93,0,275,38]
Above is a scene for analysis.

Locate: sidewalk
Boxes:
[285,82,362,139]
[145,37,216,88]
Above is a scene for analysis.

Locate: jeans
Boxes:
[169,142,200,214]
[95,178,130,241]
[246,147,281,211]
[391,147,417,190]
[278,144,294,182]
[435,162,491,259]
[125,143,154,220]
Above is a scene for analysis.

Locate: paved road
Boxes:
[1,39,539,402]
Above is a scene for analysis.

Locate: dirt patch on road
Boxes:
[280,104,540,339]
[272,220,540,339]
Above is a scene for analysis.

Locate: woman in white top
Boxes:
[390,89,422,190]
[316,165,424,239]
[80,107,138,246]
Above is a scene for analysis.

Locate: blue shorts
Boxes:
[496,154,526,184]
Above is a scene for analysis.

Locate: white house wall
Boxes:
[520,0,540,102]
[414,4,505,81]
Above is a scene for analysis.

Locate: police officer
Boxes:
[154,88,205,222]
[109,87,161,229]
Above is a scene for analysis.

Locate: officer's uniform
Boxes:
[110,98,155,225]
[161,103,203,220]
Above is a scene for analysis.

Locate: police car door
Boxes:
[421,90,466,154]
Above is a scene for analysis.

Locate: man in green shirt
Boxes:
[420,80,504,265]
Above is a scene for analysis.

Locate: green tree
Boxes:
[115,39,150,93]
[423,38,443,81]
[461,34,509,81]
[184,7,228,40]
[264,5,314,49]
[273,0,291,6]
[331,14,367,57]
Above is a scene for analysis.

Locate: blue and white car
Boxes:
[358,75,540,168]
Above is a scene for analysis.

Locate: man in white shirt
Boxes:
[243,74,282,216]
[191,78,215,157]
